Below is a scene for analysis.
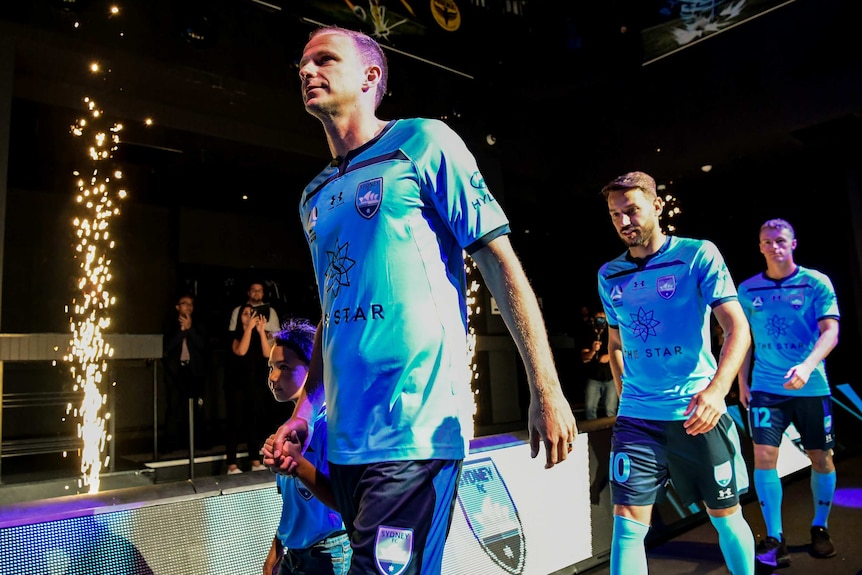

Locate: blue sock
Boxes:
[710,508,755,575]
[610,515,650,575]
[811,469,836,528]
[754,468,783,539]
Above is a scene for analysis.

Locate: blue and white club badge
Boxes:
[356,177,383,219]
[457,457,526,575]
[294,479,313,501]
[375,526,413,575]
[657,275,676,299]
[713,460,733,488]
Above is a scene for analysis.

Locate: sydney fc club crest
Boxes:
[713,460,733,488]
[375,526,413,575]
[790,292,805,310]
[294,479,313,501]
[457,458,526,574]
[657,275,676,299]
[356,178,382,219]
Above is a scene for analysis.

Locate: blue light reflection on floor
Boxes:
[833,487,862,509]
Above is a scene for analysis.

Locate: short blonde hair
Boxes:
[760,218,795,239]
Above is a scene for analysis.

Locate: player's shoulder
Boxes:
[598,251,629,277]
[397,117,461,141]
[739,272,764,288]
[672,235,719,253]
[798,265,833,285]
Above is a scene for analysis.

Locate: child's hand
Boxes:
[280,430,303,475]
[283,431,302,455]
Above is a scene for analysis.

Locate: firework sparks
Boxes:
[65,96,126,493]
[463,255,481,438]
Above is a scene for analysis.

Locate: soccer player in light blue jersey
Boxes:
[598,171,754,575]
[262,25,578,575]
[738,218,840,570]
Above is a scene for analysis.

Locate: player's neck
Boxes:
[765,260,797,280]
[324,114,388,159]
[629,232,667,260]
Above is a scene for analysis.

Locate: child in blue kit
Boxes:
[263,318,351,575]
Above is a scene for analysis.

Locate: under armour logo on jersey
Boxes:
[329,190,344,208]
[817,499,832,507]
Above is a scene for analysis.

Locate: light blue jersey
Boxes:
[598,236,739,420]
[275,407,346,550]
[738,266,839,397]
[300,118,510,465]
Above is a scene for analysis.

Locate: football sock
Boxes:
[811,469,836,528]
[754,468,783,539]
[610,515,650,575]
[710,507,755,575]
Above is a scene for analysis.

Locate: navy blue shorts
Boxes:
[330,459,462,575]
[748,392,835,451]
[609,414,746,510]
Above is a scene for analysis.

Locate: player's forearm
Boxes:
[292,324,326,423]
[711,324,751,397]
[608,331,624,397]
[508,298,559,398]
[802,322,839,371]
[472,244,560,397]
[609,351,624,397]
[737,345,753,387]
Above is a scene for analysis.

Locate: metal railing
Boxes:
[0,333,162,481]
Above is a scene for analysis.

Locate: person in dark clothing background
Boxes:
[162,293,209,454]
[580,308,618,420]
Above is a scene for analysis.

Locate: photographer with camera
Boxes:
[580,308,617,420]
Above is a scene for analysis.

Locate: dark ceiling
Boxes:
[2,0,861,217]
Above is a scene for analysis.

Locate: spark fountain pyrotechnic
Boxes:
[464,256,480,437]
[65,95,127,493]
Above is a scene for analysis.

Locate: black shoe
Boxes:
[810,526,836,558]
[755,535,790,573]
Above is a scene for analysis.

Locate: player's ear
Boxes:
[363,65,382,90]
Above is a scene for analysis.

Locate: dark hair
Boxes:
[176,292,195,305]
[232,303,255,339]
[273,318,317,364]
[600,171,657,200]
